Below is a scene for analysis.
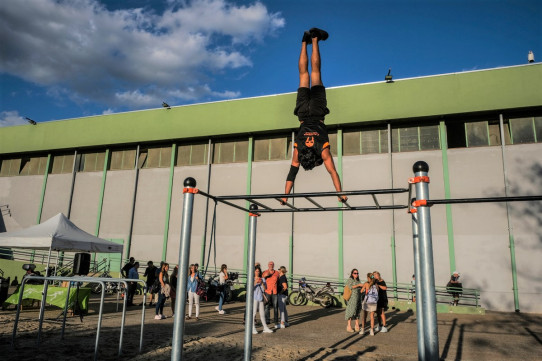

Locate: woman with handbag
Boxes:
[277,266,289,329]
[253,266,273,334]
[344,269,362,332]
[215,264,228,315]
[154,263,169,320]
[186,264,201,320]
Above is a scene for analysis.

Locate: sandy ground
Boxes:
[1,292,542,360]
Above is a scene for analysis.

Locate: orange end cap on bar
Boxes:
[411,199,427,207]
[249,212,260,217]
[408,176,430,184]
[183,188,199,194]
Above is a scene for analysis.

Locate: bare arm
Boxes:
[322,148,347,202]
[281,148,300,204]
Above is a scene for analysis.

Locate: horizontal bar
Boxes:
[199,188,408,202]
[427,195,542,205]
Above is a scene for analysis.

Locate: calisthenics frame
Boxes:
[170,160,542,361]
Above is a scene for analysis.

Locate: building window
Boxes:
[18,156,48,176]
[177,142,209,166]
[51,153,75,174]
[343,127,389,156]
[254,135,291,162]
[109,149,136,171]
[509,117,536,144]
[212,139,249,164]
[0,158,22,177]
[392,124,439,152]
[446,118,500,148]
[139,146,172,169]
[78,151,107,172]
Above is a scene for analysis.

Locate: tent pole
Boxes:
[37,246,52,344]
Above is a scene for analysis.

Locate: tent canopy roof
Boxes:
[0,213,123,253]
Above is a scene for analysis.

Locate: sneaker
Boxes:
[274,324,279,329]
[263,328,273,333]
[309,27,329,41]
[374,325,380,332]
[154,315,161,320]
[253,329,258,335]
[161,314,167,319]
[302,31,311,43]
[218,310,225,315]
[380,326,388,333]
[359,329,365,335]
[370,329,374,336]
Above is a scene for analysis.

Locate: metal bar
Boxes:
[162,143,177,261]
[255,205,408,213]
[37,247,53,344]
[411,212,425,360]
[413,161,439,360]
[275,198,298,210]
[139,290,147,353]
[500,114,520,312]
[199,188,409,201]
[371,194,381,209]
[119,280,128,356]
[246,199,273,211]
[60,281,73,339]
[244,206,258,361]
[171,178,197,361]
[305,197,324,209]
[427,195,542,205]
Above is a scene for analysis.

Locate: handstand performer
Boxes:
[281,28,347,205]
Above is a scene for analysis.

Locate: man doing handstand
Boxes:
[281,28,347,205]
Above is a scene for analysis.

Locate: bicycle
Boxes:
[288,277,334,308]
[90,270,126,295]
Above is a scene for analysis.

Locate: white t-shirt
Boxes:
[219,272,226,285]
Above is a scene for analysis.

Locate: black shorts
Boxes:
[294,85,330,122]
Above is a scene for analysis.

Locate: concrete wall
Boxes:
[1,142,541,312]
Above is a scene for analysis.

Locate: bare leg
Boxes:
[299,42,309,88]
[310,37,322,86]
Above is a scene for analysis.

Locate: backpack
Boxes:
[366,284,379,304]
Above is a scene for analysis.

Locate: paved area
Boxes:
[2,293,542,360]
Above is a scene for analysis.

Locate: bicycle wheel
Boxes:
[319,293,333,308]
[91,283,102,294]
[288,291,305,306]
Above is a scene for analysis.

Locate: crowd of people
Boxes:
[344,270,389,336]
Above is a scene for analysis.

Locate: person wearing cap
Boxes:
[280,27,347,206]
[447,271,462,306]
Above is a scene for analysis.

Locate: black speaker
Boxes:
[73,253,91,276]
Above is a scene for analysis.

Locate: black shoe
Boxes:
[302,31,311,44]
[310,27,328,41]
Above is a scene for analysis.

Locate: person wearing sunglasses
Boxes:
[345,269,363,332]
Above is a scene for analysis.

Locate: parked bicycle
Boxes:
[90,270,126,295]
[288,277,334,308]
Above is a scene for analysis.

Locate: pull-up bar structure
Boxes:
[171,161,542,361]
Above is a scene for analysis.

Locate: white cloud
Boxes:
[0,0,284,110]
[0,111,28,127]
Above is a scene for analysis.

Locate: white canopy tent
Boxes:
[0,213,123,254]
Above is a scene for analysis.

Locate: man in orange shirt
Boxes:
[262,261,280,327]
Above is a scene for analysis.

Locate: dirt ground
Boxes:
[1,292,542,360]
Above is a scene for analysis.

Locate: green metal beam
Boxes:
[162,143,177,261]
[337,129,344,288]
[32,154,51,262]
[439,121,456,273]
[243,137,254,275]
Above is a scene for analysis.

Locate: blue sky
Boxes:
[1,0,541,127]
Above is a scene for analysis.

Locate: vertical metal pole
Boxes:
[37,246,52,344]
[388,123,398,299]
[94,282,106,361]
[139,289,147,352]
[171,177,197,361]
[499,114,520,311]
[61,281,73,339]
[12,277,29,348]
[413,161,439,361]
[118,280,128,356]
[411,212,425,361]
[244,205,258,361]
